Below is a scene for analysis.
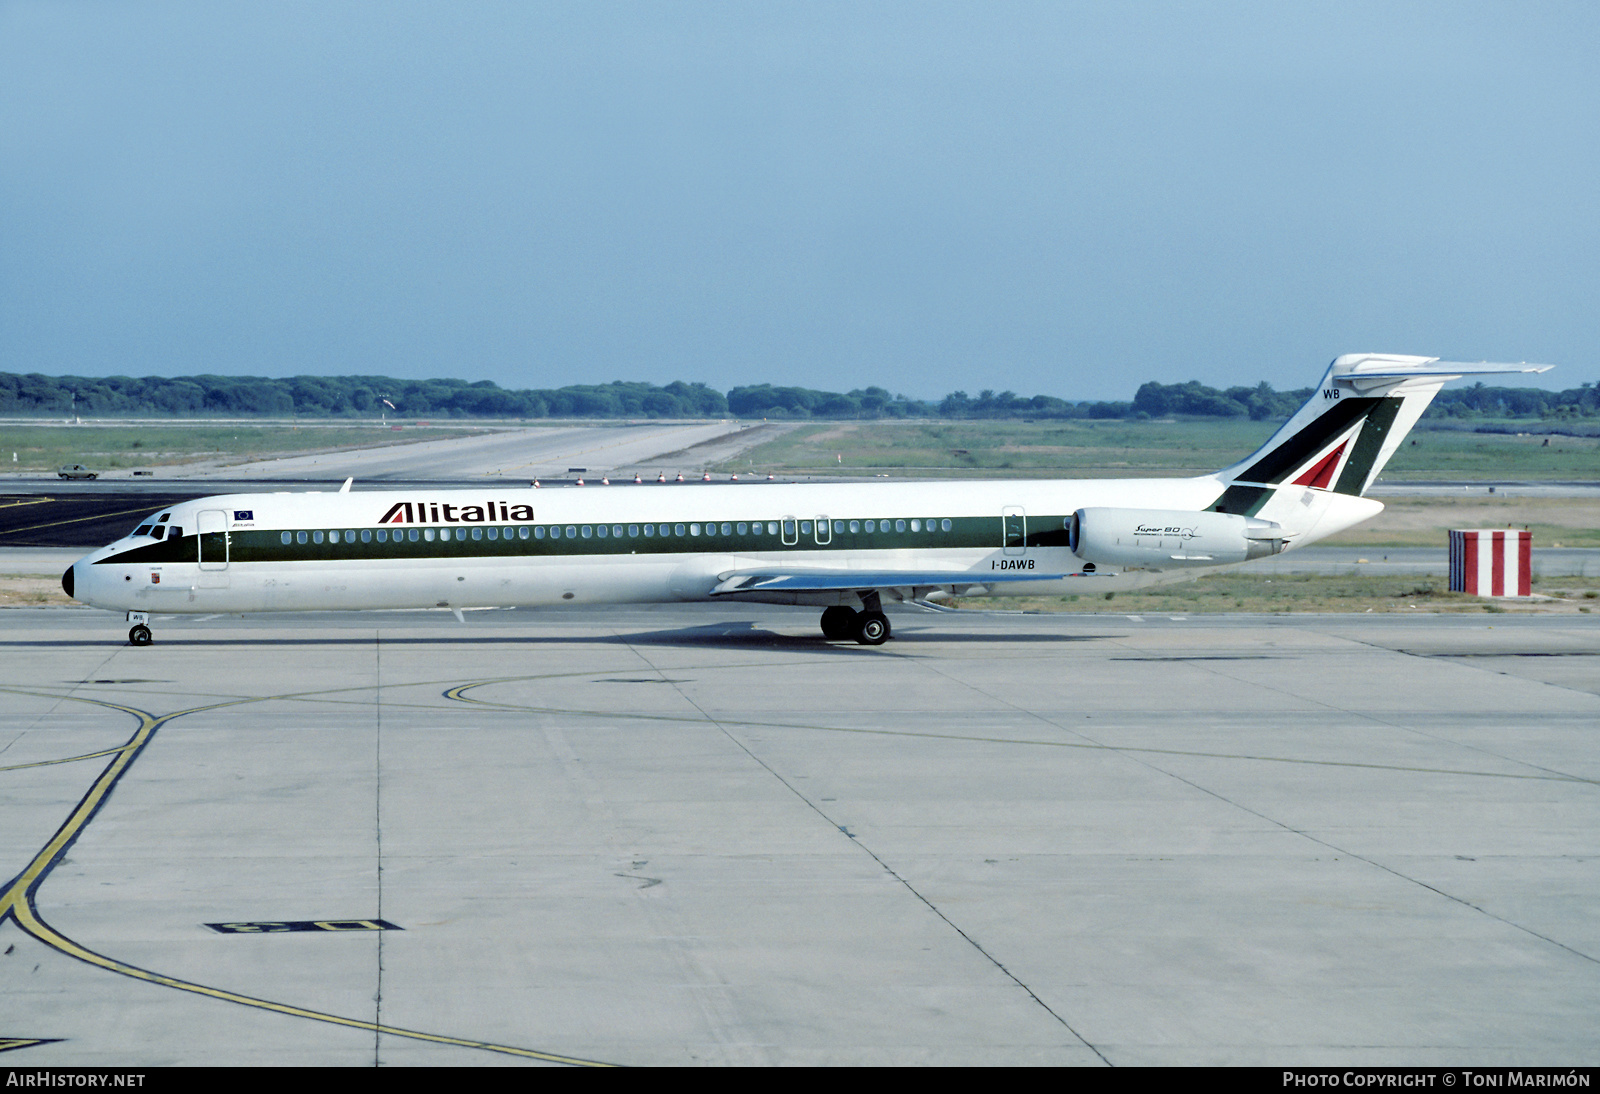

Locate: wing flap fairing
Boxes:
[711,569,1074,596]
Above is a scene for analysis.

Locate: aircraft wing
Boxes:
[711,569,1071,596]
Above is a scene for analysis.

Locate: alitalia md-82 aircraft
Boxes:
[63,354,1547,646]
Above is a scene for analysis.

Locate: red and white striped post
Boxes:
[1449,530,1532,597]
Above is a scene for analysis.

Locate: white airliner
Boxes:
[63,354,1547,646]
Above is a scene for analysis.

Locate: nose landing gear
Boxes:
[126,612,152,646]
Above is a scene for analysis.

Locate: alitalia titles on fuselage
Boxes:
[381,501,537,524]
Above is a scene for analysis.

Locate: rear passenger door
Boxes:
[1002,507,1026,556]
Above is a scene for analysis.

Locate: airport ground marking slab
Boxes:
[0,683,616,1066]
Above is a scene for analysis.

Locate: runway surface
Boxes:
[1240,547,1600,578]
[0,420,782,548]
[161,420,763,482]
[1368,482,1600,499]
[1,605,1595,1065]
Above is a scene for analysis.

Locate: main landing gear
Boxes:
[819,594,892,646]
[127,612,153,646]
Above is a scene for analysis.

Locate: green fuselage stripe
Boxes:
[98,515,1078,566]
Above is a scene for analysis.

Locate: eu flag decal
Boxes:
[234,510,254,520]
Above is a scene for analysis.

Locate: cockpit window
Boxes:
[149,526,165,540]
[157,513,170,522]
[134,525,152,537]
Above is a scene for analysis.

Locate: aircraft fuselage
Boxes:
[67,476,1232,616]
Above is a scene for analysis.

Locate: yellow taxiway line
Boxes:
[0,687,615,1067]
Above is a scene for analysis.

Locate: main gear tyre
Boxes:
[854,612,890,645]
[820,605,858,639]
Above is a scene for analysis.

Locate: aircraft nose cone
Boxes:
[62,565,75,599]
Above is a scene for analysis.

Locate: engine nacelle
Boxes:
[1069,507,1286,569]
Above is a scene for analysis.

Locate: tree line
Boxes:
[1,371,1594,422]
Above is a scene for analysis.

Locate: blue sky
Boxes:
[2,2,1594,400]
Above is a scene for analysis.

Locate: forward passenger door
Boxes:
[197,510,230,570]
[197,509,231,589]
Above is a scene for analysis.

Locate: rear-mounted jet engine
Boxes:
[1068,507,1286,568]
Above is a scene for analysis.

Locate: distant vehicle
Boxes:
[57,464,99,480]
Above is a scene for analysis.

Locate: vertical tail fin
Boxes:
[1209,354,1551,516]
